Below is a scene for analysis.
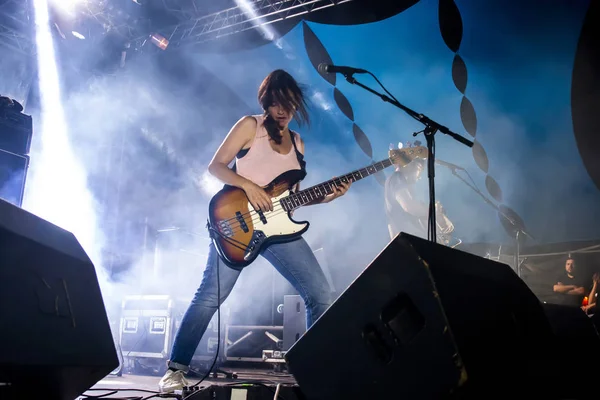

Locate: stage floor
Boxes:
[85,367,299,399]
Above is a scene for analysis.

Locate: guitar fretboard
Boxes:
[280,157,393,211]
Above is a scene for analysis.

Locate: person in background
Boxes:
[581,272,599,314]
[384,150,453,244]
[552,256,589,307]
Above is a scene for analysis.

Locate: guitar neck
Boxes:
[281,157,394,211]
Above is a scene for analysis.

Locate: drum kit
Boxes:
[431,201,462,249]
[395,141,533,274]
[420,198,531,277]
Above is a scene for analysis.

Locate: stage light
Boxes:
[49,0,84,16]
[72,31,85,39]
[150,33,169,50]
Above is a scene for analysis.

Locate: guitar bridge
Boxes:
[217,220,234,237]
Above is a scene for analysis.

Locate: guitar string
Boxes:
[214,179,347,226]
[212,155,410,237]
[210,226,251,252]
[222,205,293,236]
[216,199,290,226]
[210,213,289,252]
[213,187,339,229]
[217,187,334,233]
[225,183,349,234]
[215,163,376,226]
[213,201,292,236]
[220,178,440,238]
[213,153,409,226]
[214,168,382,235]
[212,206,306,263]
[216,205,307,237]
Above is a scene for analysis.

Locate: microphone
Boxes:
[435,159,464,171]
[318,63,367,75]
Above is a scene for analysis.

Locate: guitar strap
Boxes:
[289,129,307,181]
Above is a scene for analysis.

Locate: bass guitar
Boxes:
[207,146,427,270]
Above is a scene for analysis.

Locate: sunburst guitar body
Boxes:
[208,170,309,269]
[207,146,427,270]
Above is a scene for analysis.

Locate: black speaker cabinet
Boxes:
[0,109,32,155]
[542,303,600,399]
[0,198,118,400]
[0,148,28,207]
[285,233,558,399]
[283,295,306,351]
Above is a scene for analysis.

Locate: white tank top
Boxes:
[235,115,303,187]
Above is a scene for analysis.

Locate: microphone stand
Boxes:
[447,167,534,276]
[343,73,473,243]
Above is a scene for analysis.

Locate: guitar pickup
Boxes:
[217,220,233,237]
[235,211,249,233]
[257,210,267,224]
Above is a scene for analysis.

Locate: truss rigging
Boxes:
[141,0,353,48]
[0,0,352,56]
[0,0,35,56]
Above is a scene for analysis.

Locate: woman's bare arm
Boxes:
[208,116,274,211]
[207,116,256,188]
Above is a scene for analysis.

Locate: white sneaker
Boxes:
[158,369,190,393]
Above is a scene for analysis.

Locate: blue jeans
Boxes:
[168,237,332,371]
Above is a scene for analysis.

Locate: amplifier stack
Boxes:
[0,95,32,207]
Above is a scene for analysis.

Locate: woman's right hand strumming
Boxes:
[242,181,273,212]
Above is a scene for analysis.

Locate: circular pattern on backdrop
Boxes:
[460,96,477,137]
[303,24,336,87]
[571,0,600,192]
[302,21,386,187]
[438,0,525,240]
[485,175,503,203]
[497,205,527,243]
[451,54,468,93]
[297,1,528,239]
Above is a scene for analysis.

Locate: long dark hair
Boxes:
[258,69,310,144]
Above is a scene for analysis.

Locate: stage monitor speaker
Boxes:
[0,109,33,155]
[0,148,28,207]
[285,233,558,399]
[542,303,600,399]
[283,295,306,351]
[0,198,119,400]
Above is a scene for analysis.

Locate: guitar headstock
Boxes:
[389,145,427,168]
